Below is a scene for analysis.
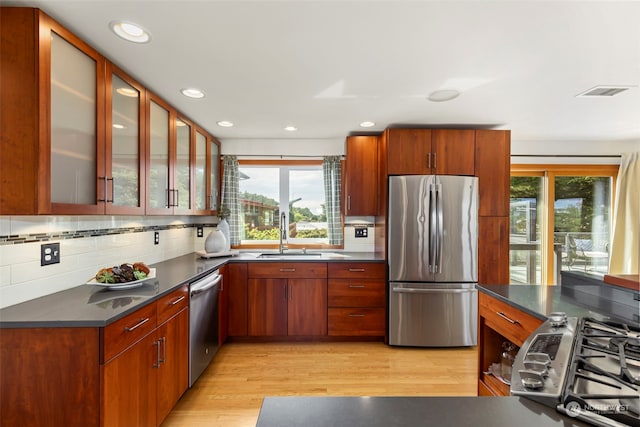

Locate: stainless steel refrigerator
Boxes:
[388,175,478,347]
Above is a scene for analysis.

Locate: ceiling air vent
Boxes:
[576,85,633,97]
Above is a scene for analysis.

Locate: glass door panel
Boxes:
[110,74,140,207]
[175,119,191,210]
[555,176,612,275]
[50,32,96,205]
[209,140,220,211]
[194,131,207,211]
[509,176,543,284]
[149,100,170,209]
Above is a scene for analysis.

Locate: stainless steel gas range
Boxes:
[511,313,640,427]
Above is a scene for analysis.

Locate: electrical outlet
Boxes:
[41,242,60,266]
[197,226,204,238]
[154,231,160,245]
[354,227,368,238]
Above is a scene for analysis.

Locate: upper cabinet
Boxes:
[386,128,475,176]
[0,8,106,214]
[344,136,379,216]
[0,8,221,216]
[475,130,511,217]
[106,64,146,214]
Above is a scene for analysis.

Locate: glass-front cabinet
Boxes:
[0,8,220,216]
[105,65,145,214]
[209,137,221,213]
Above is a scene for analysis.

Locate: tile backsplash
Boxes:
[0,215,216,309]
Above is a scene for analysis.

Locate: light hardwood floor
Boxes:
[161,342,478,427]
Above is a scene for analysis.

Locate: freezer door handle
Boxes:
[434,182,443,274]
[428,184,437,273]
[391,287,476,294]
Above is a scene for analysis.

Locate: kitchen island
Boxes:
[256,396,592,427]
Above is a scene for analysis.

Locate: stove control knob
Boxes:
[524,360,549,377]
[525,352,551,366]
[548,312,568,327]
[519,370,545,389]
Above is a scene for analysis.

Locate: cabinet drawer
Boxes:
[328,262,385,279]
[248,262,327,278]
[328,279,385,307]
[328,308,385,336]
[103,302,157,362]
[479,293,543,346]
[157,285,189,325]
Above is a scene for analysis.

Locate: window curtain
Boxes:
[609,152,639,274]
[221,155,241,246]
[323,156,343,245]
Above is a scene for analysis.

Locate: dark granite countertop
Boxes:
[478,283,640,327]
[0,251,384,328]
[256,396,592,427]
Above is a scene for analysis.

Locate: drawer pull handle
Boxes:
[348,314,365,317]
[125,317,150,332]
[348,284,365,288]
[279,268,296,272]
[170,295,186,305]
[496,311,520,325]
[348,268,365,272]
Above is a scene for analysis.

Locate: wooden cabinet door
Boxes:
[287,279,328,336]
[345,135,378,216]
[146,94,175,214]
[156,309,189,425]
[478,216,510,284]
[248,278,288,336]
[386,128,432,175]
[475,130,511,216]
[102,332,157,427]
[431,129,475,176]
[227,263,248,336]
[218,265,229,345]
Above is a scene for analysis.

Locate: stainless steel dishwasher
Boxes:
[189,269,222,387]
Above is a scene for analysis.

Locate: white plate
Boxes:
[87,268,156,290]
[196,250,239,259]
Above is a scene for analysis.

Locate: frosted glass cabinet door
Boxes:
[210,139,220,211]
[149,100,170,209]
[175,119,191,210]
[50,33,97,205]
[195,130,207,211]
[110,74,140,208]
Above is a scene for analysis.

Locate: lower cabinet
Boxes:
[103,286,189,427]
[327,262,386,337]
[477,291,543,396]
[247,263,328,337]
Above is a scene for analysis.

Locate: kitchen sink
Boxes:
[257,251,349,259]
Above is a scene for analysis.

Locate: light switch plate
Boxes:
[354,227,368,238]
[154,231,160,245]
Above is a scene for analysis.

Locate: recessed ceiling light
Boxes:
[427,89,460,102]
[109,21,151,44]
[217,121,234,127]
[284,126,298,132]
[359,121,375,128]
[112,123,125,129]
[116,87,138,97]
[180,88,205,99]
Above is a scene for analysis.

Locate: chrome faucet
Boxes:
[279,211,287,254]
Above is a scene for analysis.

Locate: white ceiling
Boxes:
[5,0,640,149]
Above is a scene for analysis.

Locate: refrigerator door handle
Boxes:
[429,183,437,273]
[391,287,476,294]
[434,183,443,273]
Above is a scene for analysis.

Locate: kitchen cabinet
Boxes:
[478,217,510,285]
[227,263,249,337]
[385,128,475,176]
[0,8,106,214]
[103,285,189,426]
[105,64,146,214]
[247,263,328,337]
[477,292,543,396]
[218,265,229,345]
[208,136,222,213]
[475,130,511,217]
[344,135,379,216]
[327,262,386,337]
